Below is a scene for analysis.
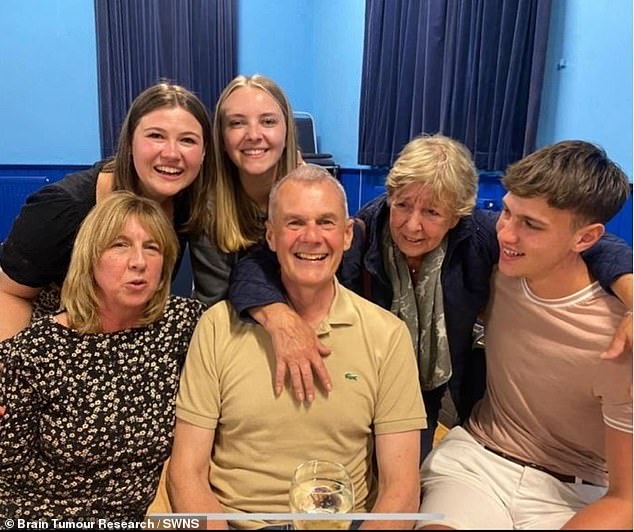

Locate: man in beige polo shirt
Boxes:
[418,140,632,530]
[168,164,426,530]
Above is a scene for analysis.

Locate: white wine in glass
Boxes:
[289,460,354,530]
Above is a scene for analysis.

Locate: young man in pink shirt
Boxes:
[418,140,632,530]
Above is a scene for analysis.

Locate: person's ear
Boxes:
[265,220,277,252]
[573,222,604,253]
[343,218,354,252]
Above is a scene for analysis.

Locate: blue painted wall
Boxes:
[237,0,314,113]
[0,0,100,164]
[537,0,633,180]
[0,0,631,243]
[237,0,365,168]
[311,0,365,168]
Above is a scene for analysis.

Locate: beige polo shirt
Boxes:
[176,280,426,528]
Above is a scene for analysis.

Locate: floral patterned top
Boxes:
[0,296,204,522]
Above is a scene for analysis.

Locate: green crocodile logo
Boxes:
[344,372,358,381]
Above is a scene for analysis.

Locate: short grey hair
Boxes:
[268,164,349,221]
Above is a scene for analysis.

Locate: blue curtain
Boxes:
[358,0,552,170]
[95,0,236,157]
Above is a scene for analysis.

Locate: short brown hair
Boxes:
[104,81,213,234]
[61,191,179,333]
[503,140,630,225]
[386,134,478,217]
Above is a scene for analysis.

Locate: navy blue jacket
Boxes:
[348,194,498,421]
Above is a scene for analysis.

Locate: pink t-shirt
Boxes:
[467,271,632,486]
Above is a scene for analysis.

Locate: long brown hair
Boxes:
[103,82,213,234]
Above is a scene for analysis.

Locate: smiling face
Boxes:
[388,182,459,268]
[93,215,164,322]
[496,192,602,288]
[131,106,205,205]
[266,179,353,293]
[221,86,287,182]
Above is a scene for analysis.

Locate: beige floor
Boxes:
[433,422,449,448]
[147,460,171,514]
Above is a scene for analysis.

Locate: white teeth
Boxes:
[295,252,327,261]
[155,166,182,175]
[243,149,266,155]
[404,236,422,243]
[503,248,523,257]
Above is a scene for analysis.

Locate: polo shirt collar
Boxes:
[315,279,357,336]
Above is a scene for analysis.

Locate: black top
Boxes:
[0,296,204,521]
[0,163,102,288]
[0,162,190,314]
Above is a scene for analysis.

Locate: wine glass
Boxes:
[289,459,354,530]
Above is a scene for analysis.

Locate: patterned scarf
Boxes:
[382,225,452,391]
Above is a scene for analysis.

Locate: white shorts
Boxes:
[417,427,606,529]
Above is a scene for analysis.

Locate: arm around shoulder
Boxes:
[227,243,286,317]
[228,244,333,402]
[583,232,633,292]
[472,208,501,267]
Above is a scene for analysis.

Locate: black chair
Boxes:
[293,112,339,178]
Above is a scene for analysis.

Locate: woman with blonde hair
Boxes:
[0,192,204,521]
[190,74,299,305]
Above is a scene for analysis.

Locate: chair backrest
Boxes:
[293,111,318,155]
[293,111,338,178]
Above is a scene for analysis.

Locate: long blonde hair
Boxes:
[210,75,298,252]
[61,192,179,333]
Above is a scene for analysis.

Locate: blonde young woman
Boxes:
[0,192,204,521]
[195,75,377,403]
[189,74,299,306]
[188,75,331,397]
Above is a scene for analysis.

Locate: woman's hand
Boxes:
[601,274,632,360]
[251,303,332,401]
[601,311,632,360]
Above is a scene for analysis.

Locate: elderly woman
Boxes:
[349,135,494,455]
[0,192,203,521]
[229,134,632,458]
